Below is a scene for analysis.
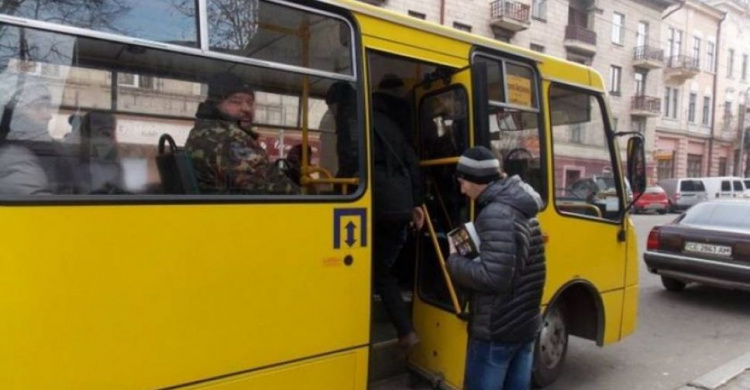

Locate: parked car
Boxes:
[567,175,633,201]
[563,175,632,218]
[657,178,708,212]
[632,186,669,214]
[643,200,750,292]
[697,176,747,200]
[744,179,750,198]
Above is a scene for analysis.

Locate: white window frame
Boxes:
[707,41,716,73]
[612,13,625,45]
[609,65,622,94]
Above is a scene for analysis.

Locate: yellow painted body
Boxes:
[0,0,637,388]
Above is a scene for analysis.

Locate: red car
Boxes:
[633,186,669,214]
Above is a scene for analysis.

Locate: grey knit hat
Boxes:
[456,146,501,184]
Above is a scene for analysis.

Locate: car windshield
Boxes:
[680,202,750,230]
[679,180,705,192]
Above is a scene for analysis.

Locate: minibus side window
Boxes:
[549,85,622,221]
[0,13,361,198]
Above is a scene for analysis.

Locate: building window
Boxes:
[118,73,155,89]
[707,41,716,73]
[609,65,622,95]
[687,154,703,177]
[719,157,728,176]
[688,93,697,123]
[692,37,701,68]
[657,158,674,180]
[408,10,426,20]
[702,96,712,126]
[636,21,648,48]
[664,87,679,119]
[743,54,748,81]
[667,28,682,58]
[570,123,583,143]
[532,0,547,20]
[728,49,735,78]
[530,43,545,53]
[724,101,733,129]
[632,119,646,133]
[635,72,645,96]
[612,13,624,45]
[453,22,471,32]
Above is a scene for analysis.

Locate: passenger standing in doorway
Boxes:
[371,77,424,353]
[447,146,546,390]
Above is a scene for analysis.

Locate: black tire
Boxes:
[533,302,568,388]
[661,276,686,292]
[658,209,667,215]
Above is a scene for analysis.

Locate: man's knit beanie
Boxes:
[456,146,501,184]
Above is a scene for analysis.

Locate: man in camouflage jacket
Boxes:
[185,73,300,195]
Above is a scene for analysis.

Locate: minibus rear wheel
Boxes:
[532,302,568,388]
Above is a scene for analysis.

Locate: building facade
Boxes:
[708,0,750,178]
[655,0,724,180]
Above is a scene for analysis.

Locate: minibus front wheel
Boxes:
[532,302,568,388]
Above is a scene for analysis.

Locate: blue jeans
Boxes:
[464,339,534,390]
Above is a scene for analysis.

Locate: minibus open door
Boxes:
[407,64,488,389]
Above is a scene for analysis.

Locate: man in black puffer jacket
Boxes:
[447,146,546,390]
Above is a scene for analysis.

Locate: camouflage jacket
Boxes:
[185,119,300,195]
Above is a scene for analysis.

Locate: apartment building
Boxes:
[655,0,724,180]
[708,0,750,177]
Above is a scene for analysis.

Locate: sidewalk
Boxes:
[679,352,750,390]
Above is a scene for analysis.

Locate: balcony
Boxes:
[564,25,597,55]
[633,46,664,69]
[490,0,531,32]
[665,55,700,81]
[631,95,661,117]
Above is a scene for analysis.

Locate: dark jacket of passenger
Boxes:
[447,175,546,343]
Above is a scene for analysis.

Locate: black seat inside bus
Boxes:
[156,134,199,194]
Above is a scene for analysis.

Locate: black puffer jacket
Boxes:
[448,175,546,342]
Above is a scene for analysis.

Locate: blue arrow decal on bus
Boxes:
[334,208,367,249]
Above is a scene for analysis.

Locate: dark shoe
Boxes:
[396,332,420,358]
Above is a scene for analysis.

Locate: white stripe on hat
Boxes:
[458,155,500,169]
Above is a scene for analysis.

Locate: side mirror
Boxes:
[626,136,646,194]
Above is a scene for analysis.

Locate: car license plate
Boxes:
[684,242,732,256]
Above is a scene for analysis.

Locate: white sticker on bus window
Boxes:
[606,197,619,212]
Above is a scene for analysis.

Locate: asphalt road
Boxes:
[546,214,750,390]
[374,214,750,390]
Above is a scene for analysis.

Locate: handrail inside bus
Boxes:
[419,157,460,167]
[557,202,602,218]
[421,204,463,317]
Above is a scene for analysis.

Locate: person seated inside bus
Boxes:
[0,78,77,195]
[184,72,300,195]
[281,143,310,186]
[76,110,125,194]
[324,81,358,181]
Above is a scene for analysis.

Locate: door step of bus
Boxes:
[369,339,406,382]
[369,291,413,382]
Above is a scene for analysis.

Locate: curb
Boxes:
[679,352,750,390]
